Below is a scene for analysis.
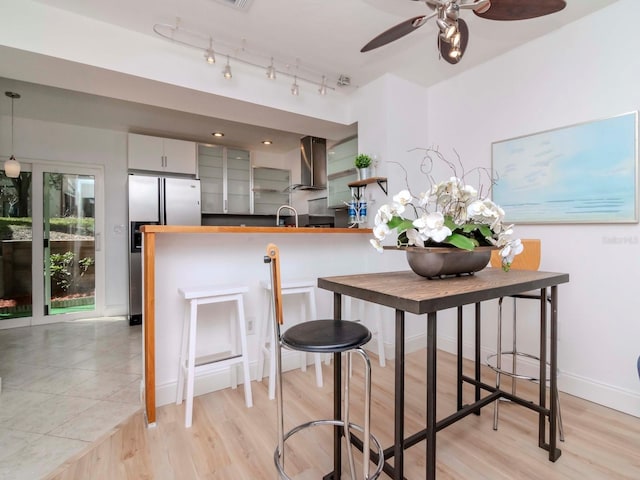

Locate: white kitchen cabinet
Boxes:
[128,133,197,175]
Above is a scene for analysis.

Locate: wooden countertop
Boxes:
[140,225,372,234]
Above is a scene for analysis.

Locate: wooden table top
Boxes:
[318,268,570,315]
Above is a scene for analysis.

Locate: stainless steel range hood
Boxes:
[297,136,326,190]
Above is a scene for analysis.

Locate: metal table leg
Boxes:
[549,286,561,461]
[394,309,405,479]
[426,311,437,479]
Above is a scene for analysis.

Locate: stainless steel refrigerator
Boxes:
[128,174,201,325]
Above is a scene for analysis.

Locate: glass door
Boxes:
[43,172,96,317]
[0,170,33,327]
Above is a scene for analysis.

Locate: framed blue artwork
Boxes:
[492,112,638,224]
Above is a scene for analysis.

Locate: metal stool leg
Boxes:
[493,297,504,431]
[491,296,565,442]
[344,351,356,480]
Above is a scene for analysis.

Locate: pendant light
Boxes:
[4,91,20,178]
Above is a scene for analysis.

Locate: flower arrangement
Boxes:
[370,148,523,271]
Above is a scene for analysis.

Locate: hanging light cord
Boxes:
[10,94,15,155]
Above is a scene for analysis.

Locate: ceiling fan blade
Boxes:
[438,18,469,65]
[458,0,491,12]
[361,13,435,53]
[474,0,566,21]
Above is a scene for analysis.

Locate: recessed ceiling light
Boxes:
[262,140,273,145]
[212,132,224,137]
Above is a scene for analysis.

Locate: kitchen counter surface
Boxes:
[140,225,371,234]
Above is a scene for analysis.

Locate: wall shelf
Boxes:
[348,177,388,198]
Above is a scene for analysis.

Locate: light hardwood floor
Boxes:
[46,348,640,479]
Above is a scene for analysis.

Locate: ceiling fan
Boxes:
[361,0,567,64]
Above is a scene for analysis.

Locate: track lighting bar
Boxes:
[153,22,343,94]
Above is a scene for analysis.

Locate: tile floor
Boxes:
[0,317,142,480]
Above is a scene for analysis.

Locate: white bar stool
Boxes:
[177,285,253,428]
[258,279,323,400]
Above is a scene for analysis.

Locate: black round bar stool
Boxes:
[264,243,384,480]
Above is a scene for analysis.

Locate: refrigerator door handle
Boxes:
[159,177,165,225]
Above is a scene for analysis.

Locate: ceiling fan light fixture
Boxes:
[436,18,456,42]
[445,3,460,21]
[451,31,461,48]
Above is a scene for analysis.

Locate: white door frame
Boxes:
[30,161,105,326]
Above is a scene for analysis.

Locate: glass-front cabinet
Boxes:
[253,167,290,215]
[327,136,358,207]
[199,144,250,214]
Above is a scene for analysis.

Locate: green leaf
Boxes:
[461,223,477,233]
[389,217,414,233]
[478,224,493,239]
[445,233,476,250]
[443,216,457,230]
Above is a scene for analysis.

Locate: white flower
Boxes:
[413,212,452,243]
[375,204,394,225]
[499,238,524,267]
[405,228,426,246]
[393,190,412,206]
[370,238,384,253]
[373,222,390,240]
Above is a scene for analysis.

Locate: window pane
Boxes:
[0,171,33,320]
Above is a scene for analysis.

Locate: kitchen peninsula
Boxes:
[140,225,400,425]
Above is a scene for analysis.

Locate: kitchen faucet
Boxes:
[276,205,298,227]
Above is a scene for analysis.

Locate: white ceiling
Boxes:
[2,0,619,153]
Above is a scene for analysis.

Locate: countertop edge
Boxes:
[140,225,372,234]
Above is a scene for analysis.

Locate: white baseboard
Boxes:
[156,351,325,407]
[156,333,640,419]
[437,333,640,419]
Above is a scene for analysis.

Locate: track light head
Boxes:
[266,57,276,79]
[223,55,232,79]
[318,76,327,95]
[204,37,215,64]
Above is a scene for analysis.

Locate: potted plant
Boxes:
[355,153,372,180]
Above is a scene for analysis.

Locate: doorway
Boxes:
[0,162,104,328]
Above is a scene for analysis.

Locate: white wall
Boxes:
[385,0,640,416]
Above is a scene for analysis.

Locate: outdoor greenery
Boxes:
[0,217,95,240]
[50,251,95,292]
[0,217,31,240]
